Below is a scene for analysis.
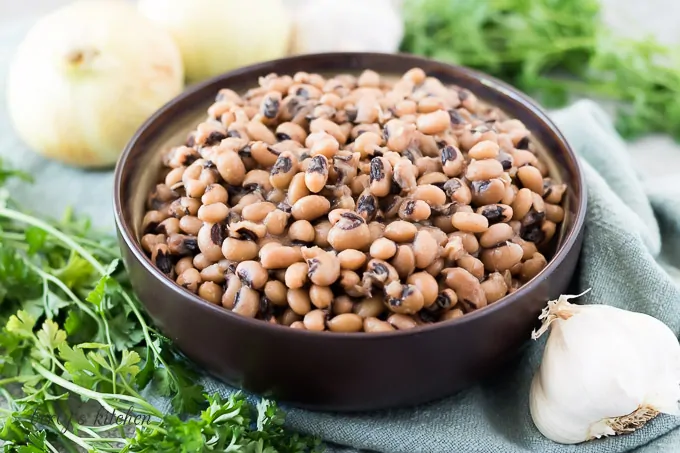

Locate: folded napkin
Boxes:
[2,19,680,452]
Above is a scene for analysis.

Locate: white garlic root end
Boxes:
[531,288,591,340]
[588,406,659,440]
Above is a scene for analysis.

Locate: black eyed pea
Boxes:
[477,204,513,225]
[167,233,200,257]
[269,151,299,190]
[356,190,379,222]
[480,223,515,248]
[440,145,465,177]
[369,156,393,197]
[275,121,307,143]
[287,288,312,316]
[465,159,504,181]
[395,99,418,117]
[353,132,383,158]
[468,140,500,160]
[169,197,201,218]
[440,308,464,321]
[531,192,546,214]
[413,230,440,269]
[363,317,396,333]
[337,249,367,270]
[385,281,425,315]
[216,150,246,186]
[456,255,485,281]
[406,272,439,307]
[443,235,466,261]
[449,231,480,255]
[420,225,448,247]
[328,208,353,225]
[332,295,354,315]
[470,179,506,206]
[545,203,565,224]
[415,156,442,176]
[264,280,288,307]
[363,259,400,288]
[306,131,340,159]
[260,245,303,269]
[387,313,418,330]
[520,252,548,282]
[303,309,329,332]
[357,69,380,87]
[370,237,397,261]
[385,119,417,153]
[480,242,524,272]
[541,220,557,244]
[292,195,330,221]
[200,262,226,284]
[442,267,487,310]
[512,237,538,261]
[327,313,364,332]
[353,295,385,318]
[392,158,419,192]
[164,166,185,188]
[242,202,276,222]
[398,199,431,222]
[339,270,365,298]
[236,261,268,290]
[233,286,260,318]
[198,281,223,304]
[481,272,508,304]
[231,193,263,212]
[444,178,472,205]
[384,220,418,243]
[544,183,567,204]
[416,110,450,135]
[328,212,371,252]
[201,184,229,205]
[425,258,446,278]
[221,273,242,309]
[184,179,207,198]
[242,169,273,193]
[517,165,544,194]
[197,223,227,262]
[391,245,416,279]
[310,118,346,145]
[309,285,333,309]
[175,256,194,276]
[417,171,448,186]
[141,233,167,254]
[192,253,212,271]
[305,155,329,193]
[417,96,446,114]
[177,268,202,293]
[511,149,538,168]
[512,188,534,220]
[246,120,277,145]
[367,222,385,245]
[285,262,309,289]
[197,202,230,224]
[501,184,518,205]
[305,249,341,286]
[267,189,286,204]
[280,308,302,326]
[289,321,306,329]
[313,220,332,248]
[221,237,259,262]
[289,220,315,243]
[263,209,290,236]
[412,184,447,206]
[435,288,458,311]
[451,212,489,233]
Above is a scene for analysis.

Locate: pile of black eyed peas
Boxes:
[141,68,567,333]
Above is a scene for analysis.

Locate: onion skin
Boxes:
[138,0,292,84]
[7,0,184,169]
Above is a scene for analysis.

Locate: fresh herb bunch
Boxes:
[0,160,321,453]
[401,0,680,141]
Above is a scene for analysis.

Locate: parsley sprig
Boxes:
[0,160,321,453]
[401,0,680,141]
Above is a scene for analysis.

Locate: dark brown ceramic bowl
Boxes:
[113,52,586,412]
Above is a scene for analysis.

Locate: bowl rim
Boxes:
[113,51,587,340]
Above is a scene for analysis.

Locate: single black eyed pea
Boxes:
[353,131,382,158]
[280,308,302,326]
[501,184,517,205]
[395,99,417,117]
[393,158,419,192]
[339,270,365,298]
[365,221,383,243]
[328,212,371,252]
[216,150,246,186]
[456,255,485,281]
[406,272,438,308]
[334,251,365,272]
[512,188,534,220]
[303,309,328,332]
[285,262,309,289]
[169,197,201,218]
[310,118,346,145]
[477,204,513,225]
[385,281,425,315]
[291,195,331,221]
[449,231,480,255]
[542,220,557,244]
[232,286,260,318]
[417,96,446,113]
[512,237,538,261]
[235,261,268,290]
[289,321,306,329]
[327,313,364,333]
[305,155,329,193]
[263,209,290,236]
[197,223,226,262]
[444,178,472,205]
[435,288,458,311]
[221,273,242,309]
[357,69,380,87]
[332,295,354,315]
[141,233,167,254]
[544,183,567,204]
[184,179,207,198]
[531,192,545,214]
[242,169,273,193]
[369,156,393,197]
[470,179,506,206]
[479,223,515,248]
[276,121,307,143]
[520,252,548,282]
[451,212,489,233]
[264,280,288,307]
[443,235,466,261]
[246,120,277,145]
[176,215,201,235]
[174,256,194,276]
[416,110,450,135]
[200,263,226,284]
[387,313,418,330]
[353,295,385,318]
[412,184,447,206]
[197,202,230,224]
[370,237,397,261]
[398,199,431,222]
[313,220,332,248]
[306,250,341,286]
[421,225,449,247]
[415,157,442,176]
[306,131,340,159]
[289,220,315,243]
[242,202,276,222]
[309,285,333,309]
[425,258,445,278]
[441,145,465,178]
[383,221,417,243]
[417,172,447,186]
[201,184,228,206]
[221,238,260,262]
[267,189,286,204]
[198,281,223,304]
[480,242,524,272]
[260,246,303,269]
[270,151,299,190]
[512,149,538,168]
[545,203,565,223]
[193,253,212,271]
[164,166,185,187]
[468,140,500,160]
[517,165,544,194]
[440,308,464,321]
[287,288,312,316]
[391,245,416,279]
[364,317,396,333]
[480,273,508,304]
[442,267,487,310]
[356,190,379,222]
[413,230,440,269]
[177,268,202,293]
[465,159,504,181]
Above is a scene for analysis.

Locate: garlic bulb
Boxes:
[7,0,184,169]
[138,0,292,84]
[530,291,680,444]
[288,0,404,54]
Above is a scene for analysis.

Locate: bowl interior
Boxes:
[116,52,584,321]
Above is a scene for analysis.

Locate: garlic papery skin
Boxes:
[529,291,680,444]
[7,0,184,169]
